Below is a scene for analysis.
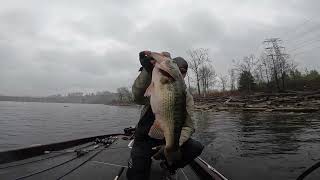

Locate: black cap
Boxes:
[173,57,188,73]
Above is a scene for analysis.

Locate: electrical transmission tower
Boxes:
[263,38,289,91]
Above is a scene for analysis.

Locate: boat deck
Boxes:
[0,135,203,180]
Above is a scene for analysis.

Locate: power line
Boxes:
[292,44,320,57]
[287,34,320,48]
[286,28,320,44]
[285,23,318,40]
[288,38,320,53]
[282,16,320,48]
[281,18,312,41]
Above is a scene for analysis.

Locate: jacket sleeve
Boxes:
[179,90,195,146]
[132,68,152,105]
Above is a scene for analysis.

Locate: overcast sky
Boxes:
[1,0,320,96]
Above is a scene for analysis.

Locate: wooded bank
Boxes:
[194,91,320,113]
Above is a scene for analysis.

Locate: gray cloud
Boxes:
[0,0,319,96]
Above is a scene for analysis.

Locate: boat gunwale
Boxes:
[0,130,228,180]
[0,133,124,164]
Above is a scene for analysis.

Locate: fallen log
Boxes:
[272,107,319,113]
[225,102,246,107]
[242,108,268,111]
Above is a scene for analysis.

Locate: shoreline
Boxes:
[194,91,320,113]
[105,102,137,107]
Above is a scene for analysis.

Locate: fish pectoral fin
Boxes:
[148,120,164,139]
[144,82,154,97]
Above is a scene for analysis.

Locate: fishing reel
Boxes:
[124,127,135,136]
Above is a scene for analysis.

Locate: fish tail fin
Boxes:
[148,120,164,139]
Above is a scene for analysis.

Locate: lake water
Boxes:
[0,101,320,180]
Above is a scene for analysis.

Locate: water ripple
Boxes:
[1,102,320,180]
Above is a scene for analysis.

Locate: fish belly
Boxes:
[148,79,186,150]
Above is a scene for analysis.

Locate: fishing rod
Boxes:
[56,136,118,180]
[296,161,320,180]
[0,142,96,170]
[12,136,117,180]
[114,167,125,180]
[14,155,80,180]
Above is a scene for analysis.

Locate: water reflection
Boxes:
[193,111,215,144]
[194,111,320,180]
[237,112,314,156]
[1,101,320,180]
[0,102,140,151]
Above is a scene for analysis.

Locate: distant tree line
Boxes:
[114,87,133,104]
[8,46,316,104]
[186,48,217,96]
[234,53,320,93]
[185,47,320,96]
[0,91,118,104]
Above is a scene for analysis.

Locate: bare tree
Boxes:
[228,68,237,90]
[117,87,132,102]
[235,54,257,74]
[253,62,265,86]
[199,65,216,96]
[186,72,192,91]
[233,55,259,91]
[208,69,218,91]
[187,48,210,95]
[219,74,228,91]
[259,53,271,84]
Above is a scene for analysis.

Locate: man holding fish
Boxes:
[127,51,204,180]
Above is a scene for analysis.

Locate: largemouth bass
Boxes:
[144,52,187,163]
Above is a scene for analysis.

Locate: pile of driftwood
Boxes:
[194,91,320,113]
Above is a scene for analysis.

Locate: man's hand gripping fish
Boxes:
[144,52,187,165]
